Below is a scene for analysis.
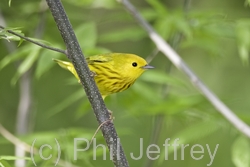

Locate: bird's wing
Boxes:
[86,54,113,64]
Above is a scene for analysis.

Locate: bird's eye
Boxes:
[132,62,137,67]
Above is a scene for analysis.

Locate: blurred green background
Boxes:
[1,0,250,166]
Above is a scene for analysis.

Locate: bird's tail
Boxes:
[53,59,80,81]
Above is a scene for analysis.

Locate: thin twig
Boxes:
[0,25,66,55]
[90,119,112,146]
[0,123,35,153]
[119,0,250,138]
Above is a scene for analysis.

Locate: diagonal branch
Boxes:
[0,124,33,153]
[118,0,250,138]
[45,0,129,166]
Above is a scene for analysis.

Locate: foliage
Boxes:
[0,0,250,167]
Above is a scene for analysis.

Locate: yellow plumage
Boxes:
[53,53,154,99]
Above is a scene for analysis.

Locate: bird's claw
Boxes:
[90,71,97,77]
[108,109,115,122]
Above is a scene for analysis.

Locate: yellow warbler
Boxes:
[53,53,154,99]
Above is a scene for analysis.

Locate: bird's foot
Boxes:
[90,71,97,77]
[108,109,115,122]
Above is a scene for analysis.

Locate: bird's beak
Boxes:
[142,64,154,69]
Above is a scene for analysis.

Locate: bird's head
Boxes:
[114,53,154,80]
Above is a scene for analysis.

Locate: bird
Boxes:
[53,53,154,99]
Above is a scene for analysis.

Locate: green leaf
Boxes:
[129,85,203,116]
[231,136,250,167]
[147,95,203,115]
[75,22,97,49]
[181,37,222,56]
[236,19,250,66]
[155,12,192,39]
[0,156,31,167]
[0,46,30,70]
[35,48,62,79]
[0,156,31,161]
[8,0,12,6]
[245,0,250,6]
[98,27,147,43]
[146,0,168,16]
[139,70,186,87]
[131,81,161,103]
[141,8,158,21]
[180,12,235,57]
[11,45,41,85]
[84,47,111,57]
[75,101,91,120]
[0,27,24,42]
[0,160,11,167]
[47,89,85,117]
